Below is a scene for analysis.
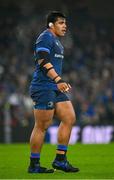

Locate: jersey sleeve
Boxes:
[35,33,53,55]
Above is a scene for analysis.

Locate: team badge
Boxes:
[47,101,54,108]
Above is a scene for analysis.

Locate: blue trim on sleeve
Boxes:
[36,47,50,53]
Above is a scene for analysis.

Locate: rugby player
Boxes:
[28,11,79,173]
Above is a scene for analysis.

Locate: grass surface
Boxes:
[0,143,114,179]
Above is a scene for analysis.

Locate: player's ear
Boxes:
[48,22,53,28]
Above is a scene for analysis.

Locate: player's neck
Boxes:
[48,28,58,37]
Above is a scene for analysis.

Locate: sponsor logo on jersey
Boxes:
[54,53,64,59]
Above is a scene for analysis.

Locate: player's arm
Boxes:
[37,51,71,92]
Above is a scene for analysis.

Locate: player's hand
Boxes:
[57,81,71,93]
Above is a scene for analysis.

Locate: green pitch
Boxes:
[0,143,114,179]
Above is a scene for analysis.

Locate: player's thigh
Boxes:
[55,101,76,125]
[34,109,54,129]
[30,90,56,129]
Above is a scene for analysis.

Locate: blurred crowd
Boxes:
[0,0,114,134]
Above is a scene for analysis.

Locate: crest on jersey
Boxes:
[47,101,54,108]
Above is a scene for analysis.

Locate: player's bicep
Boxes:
[35,51,53,75]
[38,58,53,69]
[36,51,51,66]
[37,59,44,65]
[37,51,50,62]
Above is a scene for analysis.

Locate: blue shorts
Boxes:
[30,90,70,110]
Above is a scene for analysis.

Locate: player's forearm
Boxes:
[43,62,71,92]
[47,68,61,82]
[43,62,61,82]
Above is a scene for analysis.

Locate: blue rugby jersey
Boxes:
[30,29,64,91]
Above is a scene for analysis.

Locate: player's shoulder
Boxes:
[36,29,53,43]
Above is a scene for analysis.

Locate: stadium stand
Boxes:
[0,0,114,142]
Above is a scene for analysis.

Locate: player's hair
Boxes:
[46,11,66,28]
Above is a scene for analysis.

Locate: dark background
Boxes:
[0,0,114,142]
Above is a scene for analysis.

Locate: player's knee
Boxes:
[70,114,76,126]
[35,119,52,131]
[63,113,76,126]
[44,120,52,130]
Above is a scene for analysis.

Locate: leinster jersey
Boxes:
[30,29,64,91]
